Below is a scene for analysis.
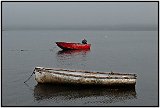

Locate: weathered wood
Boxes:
[35,67,136,76]
[34,67,137,86]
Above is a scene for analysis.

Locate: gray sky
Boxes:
[2,2,158,30]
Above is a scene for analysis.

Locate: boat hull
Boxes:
[34,67,137,86]
[56,42,91,50]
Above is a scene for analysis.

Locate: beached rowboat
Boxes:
[34,67,137,86]
[56,42,91,50]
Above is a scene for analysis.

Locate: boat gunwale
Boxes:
[34,67,137,79]
[56,42,91,45]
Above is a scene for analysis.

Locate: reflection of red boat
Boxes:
[57,49,90,55]
[56,42,91,50]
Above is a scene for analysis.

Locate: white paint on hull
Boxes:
[35,70,136,85]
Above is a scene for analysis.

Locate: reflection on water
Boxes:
[34,84,137,104]
[56,50,90,68]
[57,49,90,58]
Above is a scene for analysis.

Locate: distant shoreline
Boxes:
[2,26,158,31]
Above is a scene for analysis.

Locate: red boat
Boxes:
[56,42,91,50]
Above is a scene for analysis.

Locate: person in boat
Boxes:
[82,38,87,44]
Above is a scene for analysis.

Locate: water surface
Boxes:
[2,30,158,106]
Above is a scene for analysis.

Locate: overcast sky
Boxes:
[2,2,158,30]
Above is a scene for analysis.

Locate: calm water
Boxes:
[2,30,158,106]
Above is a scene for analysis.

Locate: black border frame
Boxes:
[1,1,159,107]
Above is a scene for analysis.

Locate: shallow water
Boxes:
[2,30,158,106]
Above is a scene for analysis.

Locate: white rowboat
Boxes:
[34,67,137,86]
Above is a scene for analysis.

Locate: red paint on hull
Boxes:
[56,42,91,50]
